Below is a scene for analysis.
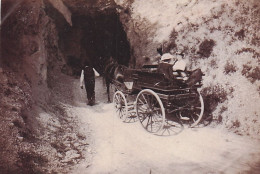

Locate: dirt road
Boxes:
[67,77,260,174]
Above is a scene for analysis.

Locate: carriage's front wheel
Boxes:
[113,91,128,121]
[135,89,165,133]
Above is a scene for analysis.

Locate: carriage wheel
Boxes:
[135,89,165,133]
[113,91,128,121]
[180,90,204,127]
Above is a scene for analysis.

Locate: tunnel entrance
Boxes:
[50,7,131,76]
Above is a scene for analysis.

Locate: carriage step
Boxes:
[128,102,135,105]
[127,102,136,112]
[128,105,135,110]
[180,116,190,120]
[128,102,135,107]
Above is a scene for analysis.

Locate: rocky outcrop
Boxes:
[1,0,64,172]
[48,0,72,26]
[1,0,129,172]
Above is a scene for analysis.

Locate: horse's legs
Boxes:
[106,81,111,103]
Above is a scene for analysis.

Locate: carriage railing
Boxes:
[135,71,202,89]
[112,64,203,96]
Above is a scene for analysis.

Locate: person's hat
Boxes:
[161,53,174,61]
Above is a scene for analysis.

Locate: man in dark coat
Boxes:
[80,65,99,106]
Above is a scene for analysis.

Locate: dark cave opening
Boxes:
[50,6,131,76]
[1,0,132,83]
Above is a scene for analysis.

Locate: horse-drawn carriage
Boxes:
[107,61,204,136]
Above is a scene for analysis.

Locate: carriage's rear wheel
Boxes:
[113,91,128,121]
[135,89,165,133]
[180,90,204,127]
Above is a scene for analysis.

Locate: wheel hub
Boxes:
[146,109,153,114]
[116,103,122,109]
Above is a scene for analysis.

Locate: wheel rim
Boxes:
[113,91,128,121]
[179,90,204,127]
[135,89,165,133]
[157,119,183,136]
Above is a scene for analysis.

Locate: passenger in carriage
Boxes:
[159,52,188,81]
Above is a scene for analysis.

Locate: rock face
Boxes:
[1,0,130,172]
[1,0,60,102]
[48,0,72,26]
[114,0,260,137]
[1,0,62,172]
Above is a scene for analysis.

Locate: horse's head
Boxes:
[103,57,118,79]
[114,65,125,83]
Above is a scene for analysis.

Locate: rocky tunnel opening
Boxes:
[0,1,132,172]
[45,2,131,76]
[0,0,133,113]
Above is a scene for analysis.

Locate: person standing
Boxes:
[80,65,100,106]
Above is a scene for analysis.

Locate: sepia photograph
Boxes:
[0,0,260,173]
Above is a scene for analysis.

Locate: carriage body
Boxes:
[112,64,204,135]
[113,64,203,100]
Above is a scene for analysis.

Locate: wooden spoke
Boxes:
[113,91,128,121]
[136,89,165,134]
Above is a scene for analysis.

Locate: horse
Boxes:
[103,58,125,103]
[103,58,127,102]
[103,58,115,102]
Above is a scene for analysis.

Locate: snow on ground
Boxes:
[66,77,260,174]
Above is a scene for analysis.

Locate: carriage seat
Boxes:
[157,63,204,87]
[114,66,137,83]
[157,63,176,81]
[186,69,203,87]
